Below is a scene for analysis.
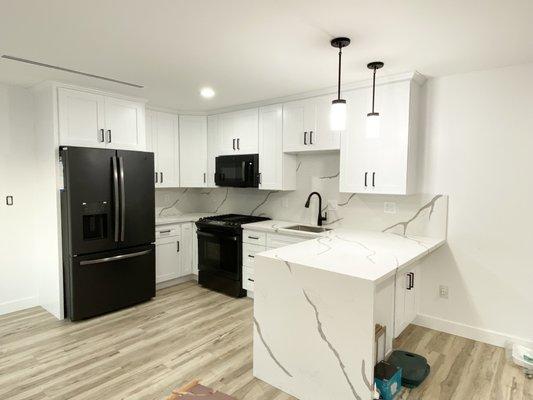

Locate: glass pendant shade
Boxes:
[366,112,380,138]
[330,99,347,131]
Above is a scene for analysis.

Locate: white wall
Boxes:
[417,63,533,346]
[0,84,39,314]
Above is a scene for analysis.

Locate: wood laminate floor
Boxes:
[0,282,531,400]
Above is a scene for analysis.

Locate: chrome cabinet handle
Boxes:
[232,138,236,150]
[248,278,255,282]
[159,229,171,234]
[372,172,375,187]
[155,172,158,183]
[160,172,164,183]
[248,236,259,240]
[237,138,240,150]
[309,131,314,144]
[364,172,368,187]
[99,129,105,143]
[107,129,112,143]
[304,131,307,145]
[177,240,180,252]
[203,172,206,183]
[248,254,255,258]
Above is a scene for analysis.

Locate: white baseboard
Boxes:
[415,313,532,348]
[0,296,38,316]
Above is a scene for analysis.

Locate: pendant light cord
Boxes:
[371,67,376,113]
[337,47,342,100]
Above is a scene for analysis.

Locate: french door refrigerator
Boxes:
[60,146,155,321]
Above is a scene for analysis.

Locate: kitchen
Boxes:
[1,1,532,399]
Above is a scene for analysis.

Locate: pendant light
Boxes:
[330,37,351,131]
[366,61,384,138]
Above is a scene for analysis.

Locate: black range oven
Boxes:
[196,214,269,297]
[215,154,259,188]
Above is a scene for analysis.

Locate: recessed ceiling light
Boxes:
[200,87,215,98]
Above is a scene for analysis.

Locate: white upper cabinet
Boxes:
[258,104,296,190]
[206,115,219,187]
[58,88,106,148]
[217,108,258,155]
[146,110,180,188]
[340,78,420,195]
[103,97,145,150]
[58,87,146,151]
[179,115,208,187]
[282,96,340,153]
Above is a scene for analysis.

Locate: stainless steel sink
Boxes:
[284,225,332,233]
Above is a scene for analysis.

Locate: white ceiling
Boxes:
[1,0,533,111]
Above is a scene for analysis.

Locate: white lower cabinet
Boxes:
[155,223,194,284]
[394,264,420,337]
[242,229,308,295]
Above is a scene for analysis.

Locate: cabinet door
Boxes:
[258,105,282,189]
[104,96,145,151]
[339,89,372,193]
[282,100,307,152]
[58,88,106,147]
[369,80,411,194]
[155,235,181,283]
[207,115,219,187]
[394,267,419,337]
[154,111,179,188]
[313,95,341,150]
[179,115,207,187]
[180,223,193,276]
[218,113,235,155]
[233,108,258,154]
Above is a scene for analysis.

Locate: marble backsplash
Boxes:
[155,153,448,239]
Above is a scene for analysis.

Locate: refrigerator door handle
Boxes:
[119,156,126,241]
[112,156,120,242]
[79,249,152,265]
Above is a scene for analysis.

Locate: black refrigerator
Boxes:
[60,146,155,321]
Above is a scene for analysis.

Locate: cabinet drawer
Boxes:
[243,242,265,267]
[267,233,307,249]
[156,224,181,238]
[243,230,266,246]
[243,266,255,292]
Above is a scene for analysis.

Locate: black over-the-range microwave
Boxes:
[215,154,259,188]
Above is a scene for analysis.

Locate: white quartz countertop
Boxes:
[155,213,216,226]
[256,227,445,284]
[242,219,330,238]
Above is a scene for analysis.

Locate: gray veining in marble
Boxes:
[250,191,278,215]
[158,189,188,216]
[382,194,443,235]
[302,290,362,400]
[254,317,293,378]
[214,188,229,213]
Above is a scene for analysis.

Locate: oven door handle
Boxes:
[197,231,239,241]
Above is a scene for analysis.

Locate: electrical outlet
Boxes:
[384,202,397,214]
[439,285,449,299]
